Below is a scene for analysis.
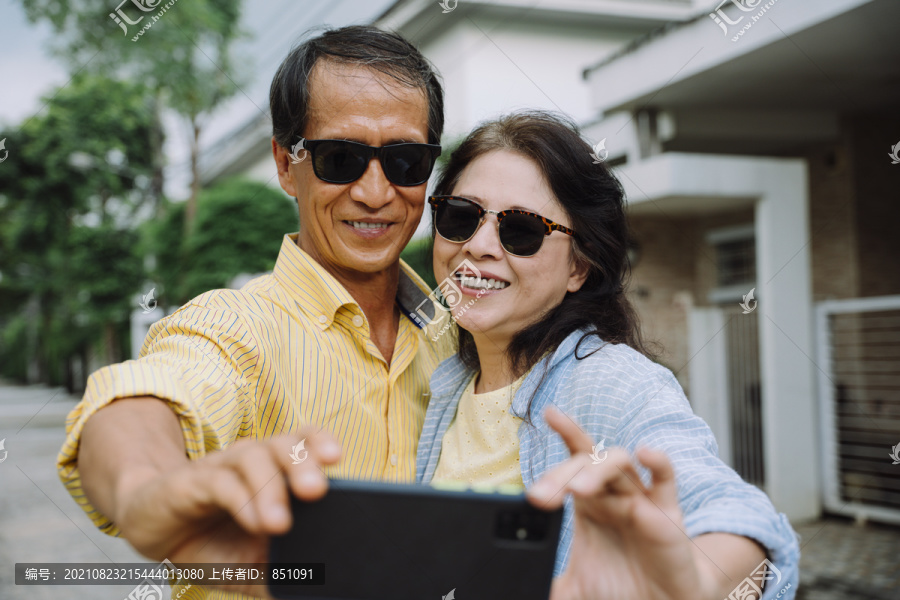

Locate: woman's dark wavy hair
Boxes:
[432,110,654,381]
[270,25,444,147]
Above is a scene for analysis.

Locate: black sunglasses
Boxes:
[294,138,441,186]
[429,195,575,257]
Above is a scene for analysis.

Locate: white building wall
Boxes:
[224,14,662,190]
[422,18,646,138]
[241,151,280,187]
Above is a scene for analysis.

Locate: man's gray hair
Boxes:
[269,25,444,148]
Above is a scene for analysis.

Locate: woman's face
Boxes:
[432,150,588,348]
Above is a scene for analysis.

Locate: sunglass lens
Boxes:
[314,141,368,183]
[384,145,435,186]
[499,213,546,256]
[435,198,482,242]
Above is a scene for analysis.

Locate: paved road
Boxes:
[2,381,899,599]
[795,518,900,599]
[0,383,153,600]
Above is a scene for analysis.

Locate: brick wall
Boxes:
[627,209,753,394]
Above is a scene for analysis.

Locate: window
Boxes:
[706,224,756,304]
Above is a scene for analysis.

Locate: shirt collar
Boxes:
[273,233,436,330]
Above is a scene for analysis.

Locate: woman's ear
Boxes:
[567,253,590,293]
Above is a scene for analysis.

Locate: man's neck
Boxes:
[336,268,401,366]
[297,237,402,364]
[341,270,400,323]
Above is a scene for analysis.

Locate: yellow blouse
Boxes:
[431,372,527,490]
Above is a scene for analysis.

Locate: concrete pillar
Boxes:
[754,161,820,520]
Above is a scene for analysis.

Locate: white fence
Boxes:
[816,295,900,524]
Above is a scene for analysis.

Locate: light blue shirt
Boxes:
[417,329,800,599]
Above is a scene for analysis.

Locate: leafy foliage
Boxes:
[0,74,155,387]
[401,236,437,291]
[20,0,244,101]
[21,0,247,229]
[146,179,298,305]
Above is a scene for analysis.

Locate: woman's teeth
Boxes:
[457,275,509,290]
[348,221,389,229]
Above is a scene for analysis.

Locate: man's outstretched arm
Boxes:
[79,397,187,537]
[78,396,340,571]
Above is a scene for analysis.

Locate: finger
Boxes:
[275,429,341,502]
[228,444,294,534]
[528,449,647,515]
[526,453,594,509]
[543,406,594,456]
[570,449,648,499]
[635,446,678,508]
[297,426,342,464]
[271,427,342,468]
[192,466,260,531]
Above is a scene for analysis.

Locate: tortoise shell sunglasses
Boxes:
[429,195,575,257]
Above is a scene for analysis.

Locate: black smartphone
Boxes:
[268,478,563,600]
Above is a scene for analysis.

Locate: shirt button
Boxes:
[352,315,364,327]
[318,315,327,324]
[390,454,398,466]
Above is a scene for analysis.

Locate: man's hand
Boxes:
[79,397,341,597]
[527,406,764,600]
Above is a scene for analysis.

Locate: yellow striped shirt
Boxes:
[57,233,454,600]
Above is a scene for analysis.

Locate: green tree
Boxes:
[21,0,245,227]
[0,74,155,387]
[145,178,298,305]
[400,236,437,291]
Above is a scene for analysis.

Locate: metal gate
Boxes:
[816,295,900,523]
[723,306,764,487]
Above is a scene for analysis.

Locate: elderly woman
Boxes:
[416,111,799,600]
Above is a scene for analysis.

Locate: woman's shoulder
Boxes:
[540,332,687,425]
[563,333,666,374]
[556,332,681,397]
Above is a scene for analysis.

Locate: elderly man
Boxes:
[57,25,451,598]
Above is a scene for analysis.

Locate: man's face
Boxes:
[274,60,431,279]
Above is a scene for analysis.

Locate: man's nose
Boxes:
[349,157,394,209]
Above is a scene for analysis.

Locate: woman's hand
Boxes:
[527,406,731,600]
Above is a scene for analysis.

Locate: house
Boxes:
[199,0,702,201]
[195,0,900,524]
[580,0,900,523]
